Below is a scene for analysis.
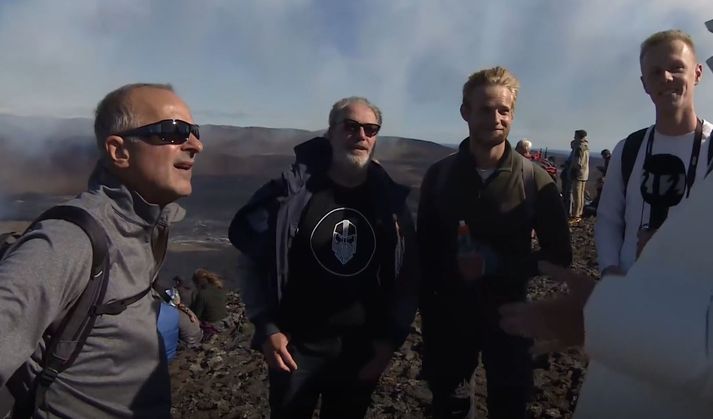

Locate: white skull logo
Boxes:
[332,219,357,265]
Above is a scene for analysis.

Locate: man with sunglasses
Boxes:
[229,97,418,419]
[0,83,203,418]
[417,67,571,418]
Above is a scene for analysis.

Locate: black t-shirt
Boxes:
[279,177,381,336]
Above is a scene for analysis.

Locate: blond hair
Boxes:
[640,30,696,63]
[192,268,224,289]
[462,66,520,108]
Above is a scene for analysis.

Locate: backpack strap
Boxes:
[520,156,537,221]
[12,206,110,418]
[621,128,648,196]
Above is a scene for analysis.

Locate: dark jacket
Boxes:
[191,285,228,323]
[229,137,419,349]
[417,140,571,316]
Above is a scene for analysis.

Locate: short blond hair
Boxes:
[462,66,520,108]
[640,30,696,63]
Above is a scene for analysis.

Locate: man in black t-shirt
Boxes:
[229,97,419,419]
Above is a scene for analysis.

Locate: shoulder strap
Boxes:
[12,206,110,417]
[621,128,648,195]
[520,157,537,220]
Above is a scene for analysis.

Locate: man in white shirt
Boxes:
[499,168,713,418]
[498,27,713,418]
[595,29,712,276]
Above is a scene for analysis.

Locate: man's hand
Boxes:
[499,261,596,354]
[262,332,298,372]
[357,341,394,383]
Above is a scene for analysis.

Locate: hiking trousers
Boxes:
[421,289,533,419]
[267,332,379,419]
[572,180,586,218]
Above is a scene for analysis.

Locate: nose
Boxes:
[357,127,370,141]
[182,134,204,156]
[663,70,674,82]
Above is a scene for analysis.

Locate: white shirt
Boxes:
[595,121,713,273]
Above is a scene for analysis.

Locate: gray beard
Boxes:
[331,150,371,181]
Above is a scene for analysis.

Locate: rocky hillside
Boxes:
[169,218,598,419]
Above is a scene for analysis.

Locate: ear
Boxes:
[694,63,703,85]
[105,135,131,169]
[459,103,469,122]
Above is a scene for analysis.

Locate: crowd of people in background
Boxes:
[1,25,713,419]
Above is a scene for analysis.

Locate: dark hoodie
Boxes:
[228,137,419,350]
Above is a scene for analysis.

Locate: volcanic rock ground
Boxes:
[169,218,597,419]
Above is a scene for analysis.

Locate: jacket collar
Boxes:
[88,162,185,228]
[291,137,410,209]
[457,137,514,173]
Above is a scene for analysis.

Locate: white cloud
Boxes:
[0,0,711,150]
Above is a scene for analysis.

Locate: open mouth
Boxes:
[174,162,193,171]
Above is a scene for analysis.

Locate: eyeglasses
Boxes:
[341,119,381,138]
[113,119,200,144]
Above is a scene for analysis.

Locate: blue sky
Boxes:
[0,0,711,150]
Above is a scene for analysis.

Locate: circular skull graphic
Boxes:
[310,207,376,277]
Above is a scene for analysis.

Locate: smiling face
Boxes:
[109,87,204,206]
[460,84,515,148]
[640,39,702,114]
[327,102,379,173]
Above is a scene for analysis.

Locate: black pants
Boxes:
[421,288,533,419]
[268,333,379,419]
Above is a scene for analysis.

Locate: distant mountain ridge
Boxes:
[0,114,454,195]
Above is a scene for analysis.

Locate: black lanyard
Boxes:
[645,118,703,198]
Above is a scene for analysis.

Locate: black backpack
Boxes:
[620,127,713,195]
[2,206,150,418]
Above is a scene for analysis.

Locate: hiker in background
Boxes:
[417,66,571,419]
[584,149,613,216]
[157,287,203,362]
[190,268,231,332]
[599,149,612,176]
[229,96,418,419]
[569,129,590,225]
[595,29,712,276]
[515,138,532,158]
[0,83,203,418]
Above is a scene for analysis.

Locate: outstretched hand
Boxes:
[499,261,596,354]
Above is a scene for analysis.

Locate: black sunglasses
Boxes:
[114,119,200,144]
[342,119,380,138]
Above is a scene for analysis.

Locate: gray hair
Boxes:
[328,96,382,128]
[93,83,174,150]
